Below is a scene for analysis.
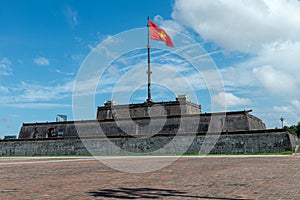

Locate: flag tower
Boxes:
[147,16,152,103]
[146,17,174,103]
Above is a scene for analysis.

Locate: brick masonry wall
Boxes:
[0,131,295,156]
[19,113,266,139]
[96,101,201,120]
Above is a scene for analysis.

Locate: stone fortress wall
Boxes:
[0,130,295,156]
[19,110,265,139]
[96,95,201,120]
[19,95,266,139]
[6,95,296,156]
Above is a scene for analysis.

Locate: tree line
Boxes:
[285,122,300,137]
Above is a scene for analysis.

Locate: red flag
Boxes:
[149,20,174,47]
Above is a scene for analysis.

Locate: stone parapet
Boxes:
[19,110,265,139]
[0,130,295,156]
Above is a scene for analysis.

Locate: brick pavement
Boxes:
[0,156,299,200]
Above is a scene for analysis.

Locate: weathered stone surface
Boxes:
[0,130,295,156]
[19,111,266,139]
[97,100,201,120]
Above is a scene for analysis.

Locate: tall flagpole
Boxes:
[147,16,152,103]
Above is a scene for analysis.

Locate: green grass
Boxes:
[251,151,293,155]
[202,151,293,156]
[0,151,293,157]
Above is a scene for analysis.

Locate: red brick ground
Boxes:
[0,156,299,199]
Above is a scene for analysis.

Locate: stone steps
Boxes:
[295,138,300,153]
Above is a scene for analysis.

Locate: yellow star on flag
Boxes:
[159,31,167,40]
[149,20,174,47]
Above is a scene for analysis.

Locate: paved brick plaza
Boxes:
[0,156,299,199]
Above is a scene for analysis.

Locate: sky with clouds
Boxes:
[0,0,300,138]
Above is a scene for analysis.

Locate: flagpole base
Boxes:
[146,99,153,104]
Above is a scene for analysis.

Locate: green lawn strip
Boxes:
[0,151,293,158]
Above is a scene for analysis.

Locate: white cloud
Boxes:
[172,0,300,52]
[251,41,300,73]
[220,41,300,97]
[33,56,50,66]
[2,103,71,109]
[85,33,118,54]
[172,0,300,127]
[154,15,187,39]
[253,65,297,95]
[272,101,300,127]
[95,61,208,104]
[19,81,74,102]
[0,57,13,76]
[0,80,74,104]
[220,66,253,90]
[273,105,293,113]
[0,86,9,94]
[63,5,78,28]
[71,54,84,63]
[167,0,300,105]
[55,69,75,76]
[291,100,300,109]
[212,92,251,109]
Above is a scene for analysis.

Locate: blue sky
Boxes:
[1,0,300,138]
